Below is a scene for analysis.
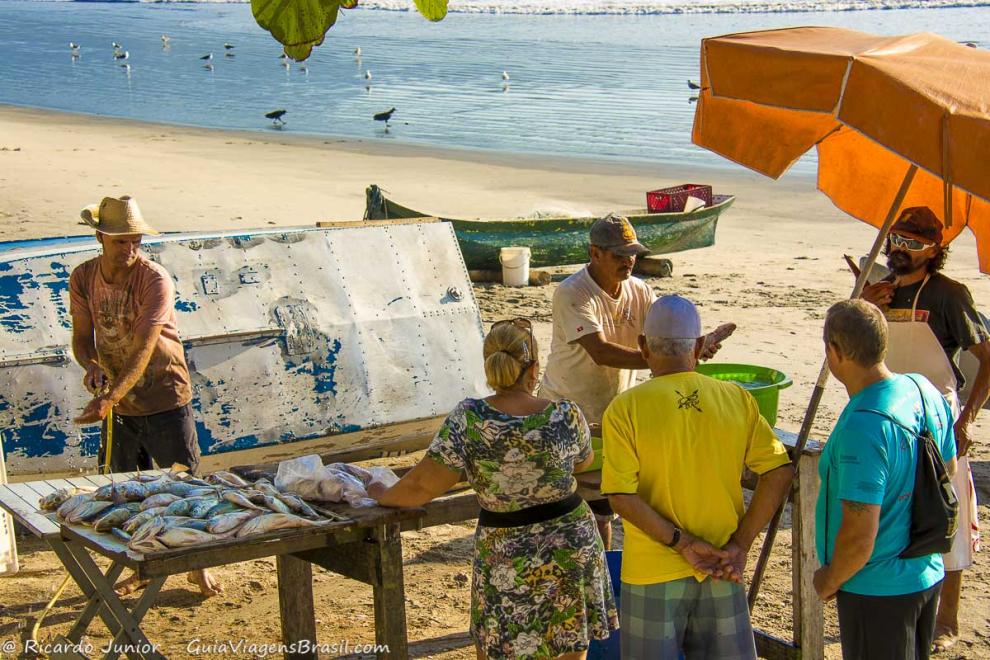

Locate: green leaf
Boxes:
[251,0,340,61]
[414,0,448,21]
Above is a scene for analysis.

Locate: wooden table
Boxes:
[0,471,430,659]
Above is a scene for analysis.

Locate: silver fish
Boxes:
[57,493,95,520]
[130,516,168,545]
[166,482,199,498]
[92,503,142,532]
[40,486,94,511]
[261,495,293,515]
[206,510,260,534]
[253,480,281,497]
[128,535,167,554]
[158,526,222,548]
[123,509,165,534]
[187,487,223,499]
[223,490,266,511]
[235,513,318,538]
[66,500,114,524]
[180,477,212,488]
[141,477,176,496]
[178,518,211,531]
[187,497,221,519]
[111,527,132,542]
[140,493,181,510]
[204,501,241,517]
[275,493,320,520]
[207,470,250,488]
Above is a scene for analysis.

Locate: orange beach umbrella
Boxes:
[691,26,990,607]
[693,26,990,272]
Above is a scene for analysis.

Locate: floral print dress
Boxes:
[427,398,619,659]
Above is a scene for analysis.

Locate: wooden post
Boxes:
[792,453,824,659]
[369,523,409,659]
[277,554,318,660]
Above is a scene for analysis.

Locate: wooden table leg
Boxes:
[61,540,164,660]
[793,453,824,660]
[277,554,318,660]
[369,524,408,659]
[47,538,126,644]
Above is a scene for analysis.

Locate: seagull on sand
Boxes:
[200,53,213,62]
[265,109,287,126]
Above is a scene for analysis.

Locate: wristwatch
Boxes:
[665,527,682,548]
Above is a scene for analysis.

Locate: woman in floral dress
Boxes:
[373,318,619,659]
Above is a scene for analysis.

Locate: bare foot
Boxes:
[187,569,223,597]
[932,624,958,654]
[114,575,150,596]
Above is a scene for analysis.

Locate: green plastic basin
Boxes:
[694,363,793,427]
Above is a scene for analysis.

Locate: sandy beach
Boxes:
[1,104,989,657]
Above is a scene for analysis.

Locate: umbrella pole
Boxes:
[747,164,917,609]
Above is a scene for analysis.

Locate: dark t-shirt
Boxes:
[886,272,989,390]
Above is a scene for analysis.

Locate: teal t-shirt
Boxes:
[815,374,956,596]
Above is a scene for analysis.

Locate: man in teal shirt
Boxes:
[815,300,957,659]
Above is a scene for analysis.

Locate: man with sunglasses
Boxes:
[540,214,732,548]
[861,205,990,653]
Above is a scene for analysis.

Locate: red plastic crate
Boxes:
[646,184,713,213]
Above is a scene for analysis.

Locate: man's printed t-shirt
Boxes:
[601,372,790,584]
[69,256,192,417]
[539,267,654,424]
[885,272,989,389]
[815,374,956,597]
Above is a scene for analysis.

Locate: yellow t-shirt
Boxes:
[601,371,789,585]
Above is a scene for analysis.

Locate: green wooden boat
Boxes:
[364,185,734,271]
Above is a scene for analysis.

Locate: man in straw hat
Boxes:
[69,195,221,597]
[601,295,793,659]
[539,214,735,548]
[861,206,990,652]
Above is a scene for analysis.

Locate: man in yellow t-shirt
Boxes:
[602,295,793,659]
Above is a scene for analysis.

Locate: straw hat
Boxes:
[80,196,160,235]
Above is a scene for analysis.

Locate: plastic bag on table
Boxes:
[275,455,385,507]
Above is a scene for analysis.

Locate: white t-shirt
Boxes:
[539,267,655,424]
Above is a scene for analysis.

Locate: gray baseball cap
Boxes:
[589,213,650,257]
[644,295,702,339]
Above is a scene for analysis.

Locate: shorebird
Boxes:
[114,50,129,61]
[69,42,80,51]
[265,109,287,126]
[200,53,213,62]
[161,34,170,45]
[373,107,396,128]
[354,47,362,58]
[502,70,510,81]
[224,43,235,50]
[687,80,701,90]
[364,69,372,80]
[112,41,121,49]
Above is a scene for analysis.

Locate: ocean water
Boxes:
[0,1,988,170]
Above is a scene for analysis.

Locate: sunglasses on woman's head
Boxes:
[888,233,935,252]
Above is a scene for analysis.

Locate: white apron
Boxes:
[884,275,979,570]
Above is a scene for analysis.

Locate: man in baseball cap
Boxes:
[539,214,735,548]
[861,205,990,652]
[602,295,793,659]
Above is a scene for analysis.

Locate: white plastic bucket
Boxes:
[499,247,531,287]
